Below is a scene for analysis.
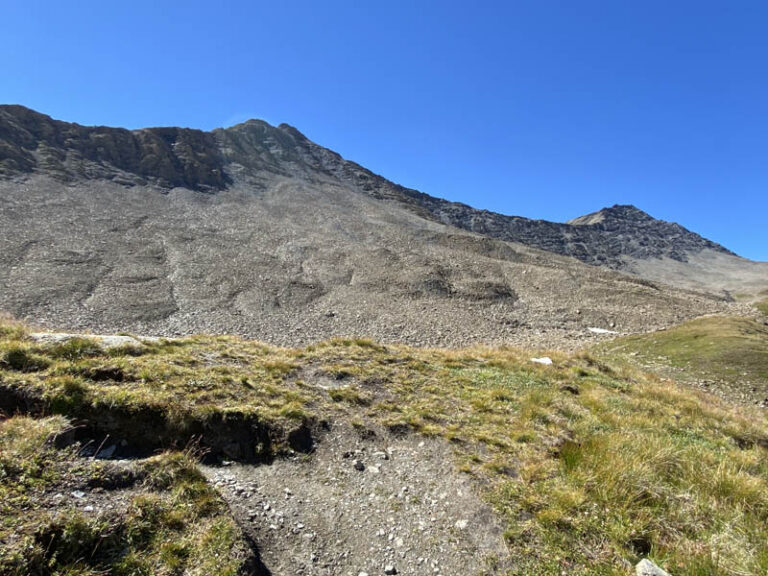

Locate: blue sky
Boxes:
[3,1,767,260]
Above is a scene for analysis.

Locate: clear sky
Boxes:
[3,1,767,260]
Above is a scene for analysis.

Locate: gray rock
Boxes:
[384,565,397,575]
[96,444,117,459]
[0,104,750,356]
[636,559,671,576]
[353,459,365,472]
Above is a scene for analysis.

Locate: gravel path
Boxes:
[203,424,511,576]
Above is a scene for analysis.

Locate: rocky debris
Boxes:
[203,424,511,575]
[35,460,141,522]
[0,106,736,272]
[429,201,735,271]
[1,172,737,351]
[636,558,672,576]
[633,355,768,409]
[2,105,758,351]
[0,105,228,190]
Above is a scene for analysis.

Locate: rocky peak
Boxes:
[0,105,737,270]
[0,104,228,190]
[567,204,655,226]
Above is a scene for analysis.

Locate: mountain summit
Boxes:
[568,204,656,225]
[1,106,765,345]
[0,106,737,268]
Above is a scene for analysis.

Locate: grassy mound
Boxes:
[2,321,768,574]
[0,416,252,576]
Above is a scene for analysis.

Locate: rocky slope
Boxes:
[0,105,762,346]
[1,106,741,268]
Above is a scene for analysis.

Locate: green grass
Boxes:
[598,316,768,385]
[756,298,768,316]
[2,320,768,574]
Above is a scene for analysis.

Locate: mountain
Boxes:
[0,105,763,346]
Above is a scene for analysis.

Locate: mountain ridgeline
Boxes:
[1,105,731,270]
[0,105,765,346]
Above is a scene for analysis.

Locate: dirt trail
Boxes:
[203,424,511,576]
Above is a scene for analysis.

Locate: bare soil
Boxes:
[203,424,512,576]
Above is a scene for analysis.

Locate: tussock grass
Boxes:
[757,298,768,316]
[0,330,311,431]
[2,320,768,574]
[0,416,250,575]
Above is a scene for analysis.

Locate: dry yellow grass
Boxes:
[2,323,768,574]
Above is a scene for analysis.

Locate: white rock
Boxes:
[531,356,553,365]
[588,327,618,335]
[636,559,671,576]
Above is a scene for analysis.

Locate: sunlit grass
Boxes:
[0,416,249,575]
[2,319,768,574]
[598,316,768,384]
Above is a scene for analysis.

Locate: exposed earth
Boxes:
[203,424,512,576]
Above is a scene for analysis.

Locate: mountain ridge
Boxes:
[0,105,765,347]
[0,105,737,270]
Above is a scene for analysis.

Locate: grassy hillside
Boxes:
[2,318,768,575]
[757,298,768,316]
[598,316,768,406]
